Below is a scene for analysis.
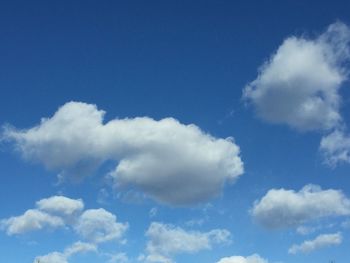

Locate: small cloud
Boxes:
[185,218,206,227]
[142,222,231,262]
[107,252,129,263]
[149,207,158,218]
[1,209,64,235]
[251,184,350,229]
[74,208,129,244]
[296,226,317,235]
[216,254,268,263]
[320,130,350,166]
[288,232,342,254]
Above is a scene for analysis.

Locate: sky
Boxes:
[1,1,350,263]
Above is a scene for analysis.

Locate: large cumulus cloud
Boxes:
[243,22,350,131]
[3,101,244,205]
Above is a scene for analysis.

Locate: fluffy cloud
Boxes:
[1,196,128,249]
[1,196,84,235]
[320,130,350,166]
[288,232,342,254]
[3,101,244,205]
[6,197,127,263]
[243,22,350,131]
[144,222,230,263]
[36,196,84,218]
[216,254,268,263]
[74,208,128,244]
[251,184,350,229]
[1,209,64,235]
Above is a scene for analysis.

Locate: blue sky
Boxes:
[1,1,350,263]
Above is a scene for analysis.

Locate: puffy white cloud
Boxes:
[216,254,268,263]
[1,209,64,235]
[3,101,244,205]
[1,196,128,250]
[144,222,230,263]
[251,184,350,229]
[320,130,350,166]
[0,196,86,235]
[74,208,128,244]
[36,196,84,218]
[2,196,127,263]
[288,232,342,254]
[34,252,67,263]
[243,22,350,131]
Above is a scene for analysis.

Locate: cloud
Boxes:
[1,196,84,235]
[34,252,67,263]
[251,184,350,229]
[243,21,350,131]
[149,207,158,218]
[107,252,129,263]
[288,232,342,254]
[296,226,317,235]
[216,254,268,263]
[1,209,64,235]
[5,197,128,263]
[63,241,97,257]
[143,222,230,263]
[320,130,350,166]
[3,101,244,205]
[1,196,128,249]
[36,196,84,218]
[74,208,128,244]
[34,241,97,263]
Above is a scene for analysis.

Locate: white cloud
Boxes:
[1,209,64,235]
[296,226,316,235]
[63,241,97,257]
[74,208,128,244]
[34,252,67,263]
[144,222,230,263]
[3,101,244,205]
[320,130,350,166]
[34,241,97,263]
[216,254,268,263]
[107,252,129,263]
[288,232,342,254]
[36,196,84,218]
[0,196,86,235]
[251,184,350,229]
[1,196,128,251]
[2,196,127,263]
[243,22,350,131]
